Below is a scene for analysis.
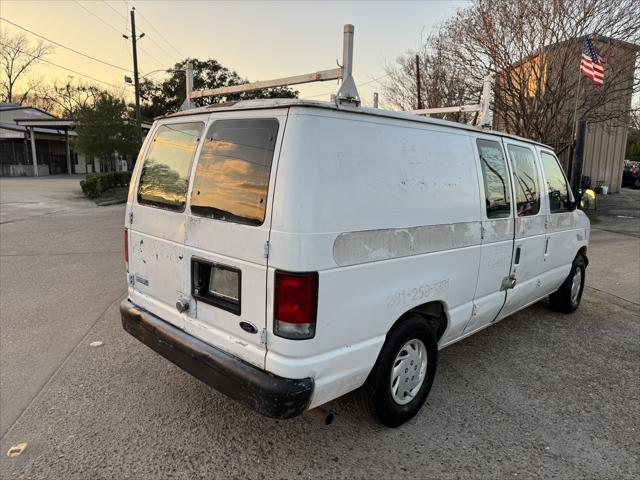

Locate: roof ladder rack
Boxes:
[181,24,360,110]
[410,75,494,128]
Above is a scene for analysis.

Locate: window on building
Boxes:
[190,118,279,226]
[541,151,572,213]
[477,139,512,219]
[137,122,203,211]
[507,144,540,217]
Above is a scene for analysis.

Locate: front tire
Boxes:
[360,314,438,427]
[549,255,586,313]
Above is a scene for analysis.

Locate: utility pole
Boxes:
[124,7,144,145]
[415,54,422,111]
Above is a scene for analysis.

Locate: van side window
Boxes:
[137,122,203,211]
[476,139,511,219]
[507,145,540,217]
[190,119,279,226]
[540,152,571,213]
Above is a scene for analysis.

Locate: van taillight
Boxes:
[274,271,318,340]
[124,227,129,270]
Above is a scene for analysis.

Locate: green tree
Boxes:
[139,58,297,119]
[74,92,138,168]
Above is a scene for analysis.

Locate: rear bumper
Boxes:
[120,300,313,419]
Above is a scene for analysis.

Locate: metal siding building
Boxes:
[494,36,638,193]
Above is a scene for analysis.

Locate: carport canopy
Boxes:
[14,118,75,176]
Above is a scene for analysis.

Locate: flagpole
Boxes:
[571,69,582,140]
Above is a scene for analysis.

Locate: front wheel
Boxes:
[549,255,586,313]
[359,314,438,427]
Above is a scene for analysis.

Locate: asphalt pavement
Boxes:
[1,177,638,479]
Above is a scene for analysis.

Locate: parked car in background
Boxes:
[120,99,590,427]
[622,160,640,189]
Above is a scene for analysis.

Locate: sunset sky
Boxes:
[1,0,468,107]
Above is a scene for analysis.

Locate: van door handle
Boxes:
[501,274,517,290]
[514,246,521,265]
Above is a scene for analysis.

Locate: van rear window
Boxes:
[190,119,279,226]
[137,123,203,211]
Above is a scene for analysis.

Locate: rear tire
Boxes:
[549,255,586,313]
[359,313,437,427]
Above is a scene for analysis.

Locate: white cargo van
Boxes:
[121,99,589,427]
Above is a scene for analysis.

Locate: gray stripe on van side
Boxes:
[333,221,482,267]
[483,218,514,243]
[515,216,546,238]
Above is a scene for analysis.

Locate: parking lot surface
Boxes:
[1,178,638,479]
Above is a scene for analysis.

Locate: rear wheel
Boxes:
[549,255,586,313]
[360,313,437,427]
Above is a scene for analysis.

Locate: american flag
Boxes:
[580,37,604,86]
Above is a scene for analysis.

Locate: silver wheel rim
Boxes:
[390,338,428,405]
[570,268,582,305]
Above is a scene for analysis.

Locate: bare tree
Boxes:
[383,0,639,143]
[34,79,103,117]
[0,28,52,104]
[383,28,481,123]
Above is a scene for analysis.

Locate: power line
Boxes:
[137,43,167,70]
[129,1,186,59]
[0,17,132,73]
[101,0,127,20]
[0,41,124,90]
[72,0,122,35]
[136,29,176,63]
[72,0,167,70]
[119,3,178,62]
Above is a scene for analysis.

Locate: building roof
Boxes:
[0,104,56,118]
[164,98,551,149]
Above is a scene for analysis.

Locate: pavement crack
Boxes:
[0,207,95,225]
[584,285,640,312]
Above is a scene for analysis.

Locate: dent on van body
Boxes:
[333,221,482,266]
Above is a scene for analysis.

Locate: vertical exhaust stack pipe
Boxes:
[303,407,334,426]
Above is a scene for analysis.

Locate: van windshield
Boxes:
[190,118,279,226]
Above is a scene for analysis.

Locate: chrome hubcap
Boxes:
[390,339,428,405]
[570,268,582,304]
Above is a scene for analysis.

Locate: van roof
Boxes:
[164,98,551,149]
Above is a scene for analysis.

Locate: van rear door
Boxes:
[182,110,287,369]
[128,120,206,332]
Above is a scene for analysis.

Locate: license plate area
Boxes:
[192,257,241,315]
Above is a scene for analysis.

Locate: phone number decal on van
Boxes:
[386,279,450,308]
